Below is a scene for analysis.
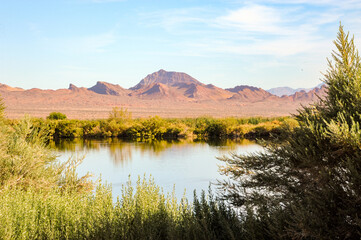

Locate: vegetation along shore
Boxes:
[5,110,298,141]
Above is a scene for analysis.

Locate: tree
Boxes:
[219,25,361,239]
[108,107,132,123]
[47,112,67,120]
[0,95,5,120]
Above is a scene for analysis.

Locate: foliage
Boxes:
[47,112,67,120]
[219,25,361,239]
[0,117,92,192]
[21,115,295,141]
[0,95,5,120]
[205,121,227,139]
[108,107,132,123]
[0,176,243,240]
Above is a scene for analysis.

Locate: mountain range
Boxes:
[0,69,326,119]
[267,83,324,97]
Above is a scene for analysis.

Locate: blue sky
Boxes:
[1,0,361,90]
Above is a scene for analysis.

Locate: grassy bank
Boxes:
[0,179,243,240]
[0,115,243,240]
[7,115,298,141]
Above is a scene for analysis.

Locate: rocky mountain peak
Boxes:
[226,85,262,93]
[88,81,128,96]
[68,84,79,91]
[130,70,202,90]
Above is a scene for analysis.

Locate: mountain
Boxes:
[130,69,201,90]
[267,83,324,97]
[0,84,24,92]
[131,70,233,100]
[0,70,328,119]
[282,84,326,101]
[267,87,304,97]
[88,81,130,96]
[226,85,274,102]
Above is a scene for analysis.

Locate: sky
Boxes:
[1,0,361,90]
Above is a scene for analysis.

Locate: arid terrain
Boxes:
[0,70,325,119]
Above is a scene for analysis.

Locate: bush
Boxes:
[205,121,227,139]
[0,176,243,240]
[0,95,5,120]
[47,112,67,120]
[0,118,92,192]
[219,25,361,239]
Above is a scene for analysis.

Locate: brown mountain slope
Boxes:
[130,69,201,90]
[226,85,275,102]
[0,84,24,92]
[131,70,233,100]
[183,83,233,100]
[282,85,326,101]
[88,81,130,96]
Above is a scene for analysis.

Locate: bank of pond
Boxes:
[6,115,298,141]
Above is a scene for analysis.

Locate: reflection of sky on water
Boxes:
[54,139,262,200]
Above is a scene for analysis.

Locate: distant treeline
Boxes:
[7,111,298,140]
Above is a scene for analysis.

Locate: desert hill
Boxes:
[0,69,326,119]
[226,85,274,102]
[267,83,324,97]
[281,84,326,101]
[0,84,24,92]
[88,81,130,96]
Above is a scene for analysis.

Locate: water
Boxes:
[53,139,262,200]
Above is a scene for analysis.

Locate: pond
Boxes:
[53,139,263,200]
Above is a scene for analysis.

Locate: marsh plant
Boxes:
[0,177,243,239]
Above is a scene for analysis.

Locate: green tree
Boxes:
[108,107,132,123]
[0,95,5,120]
[47,112,67,120]
[219,25,361,239]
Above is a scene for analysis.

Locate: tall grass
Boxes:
[0,177,243,240]
[0,117,92,192]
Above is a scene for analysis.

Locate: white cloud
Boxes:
[218,5,285,34]
[139,8,210,34]
[140,1,360,57]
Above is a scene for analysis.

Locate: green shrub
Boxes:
[47,112,67,120]
[205,121,228,139]
[0,94,5,120]
[0,176,243,240]
[219,25,361,239]
[22,115,293,141]
[108,107,132,123]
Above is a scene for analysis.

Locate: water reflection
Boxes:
[52,138,256,165]
[52,138,262,200]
